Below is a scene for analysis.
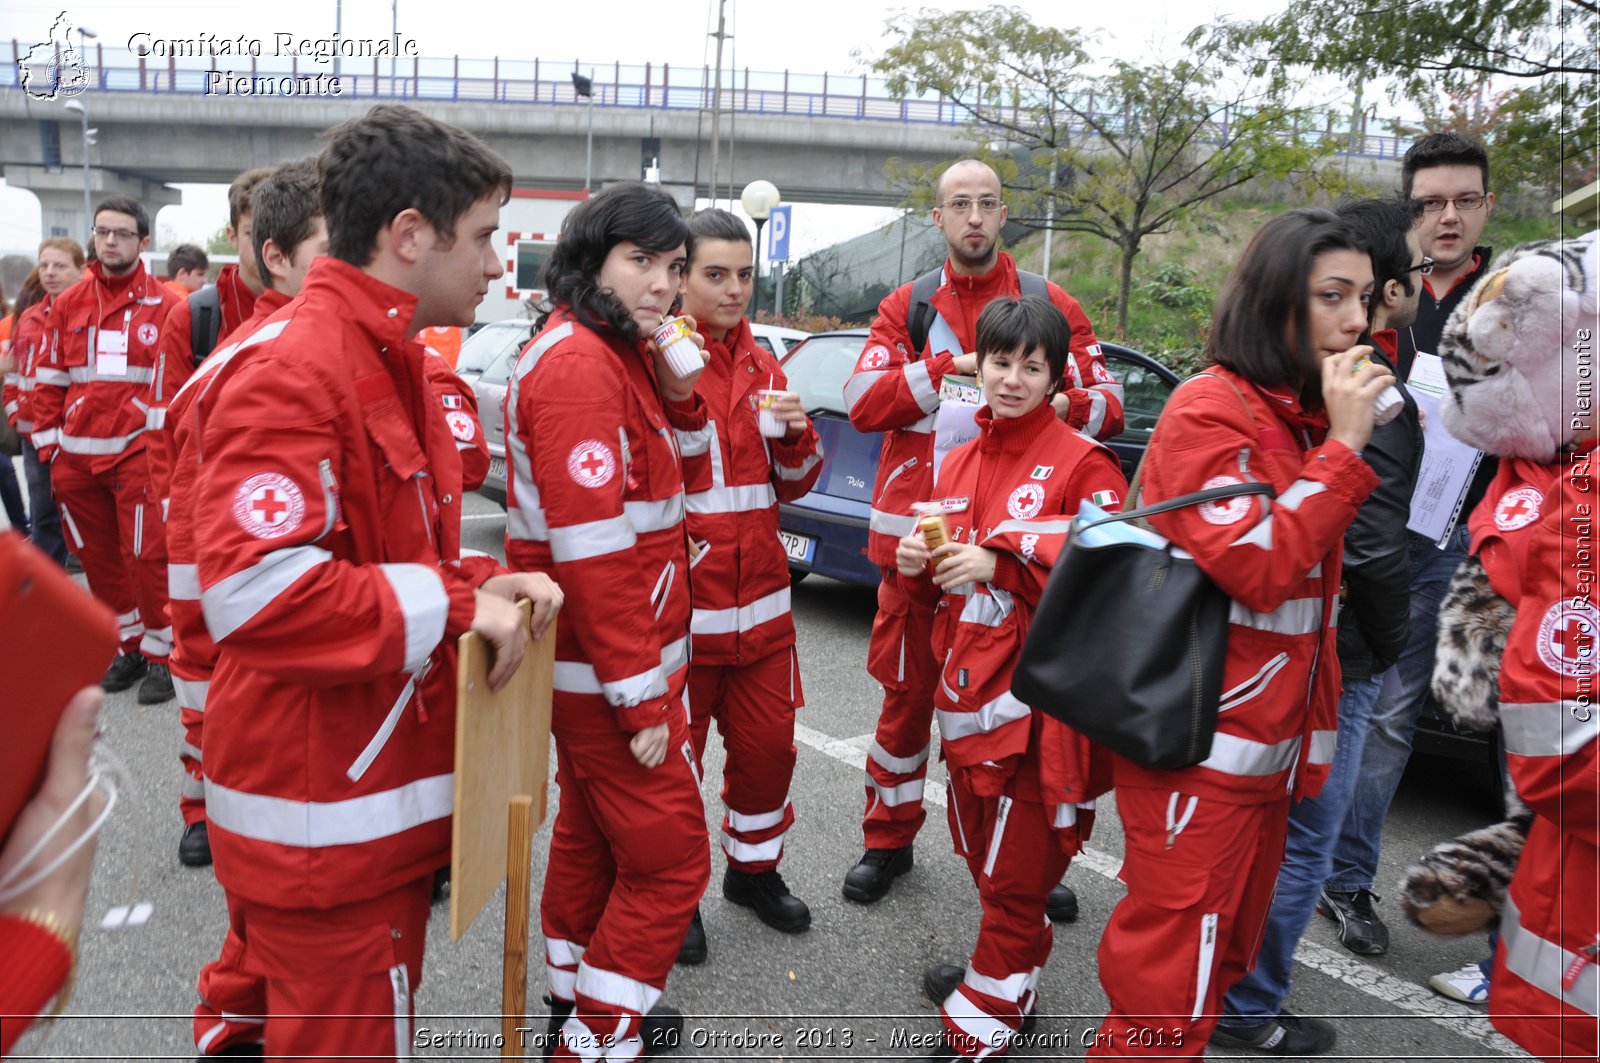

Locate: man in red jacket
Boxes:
[670,209,822,962]
[32,196,179,705]
[188,104,559,1060]
[842,158,1121,909]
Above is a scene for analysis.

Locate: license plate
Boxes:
[488,456,507,483]
[777,529,816,565]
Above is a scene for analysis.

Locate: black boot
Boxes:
[675,906,707,965]
[102,651,148,692]
[541,995,574,1061]
[1046,883,1079,923]
[923,964,1039,1035]
[723,867,811,932]
[178,821,212,867]
[841,845,913,903]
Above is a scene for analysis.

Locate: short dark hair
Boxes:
[166,243,208,277]
[319,104,513,267]
[537,182,688,341]
[227,167,274,230]
[94,196,149,238]
[250,159,323,290]
[973,295,1070,387]
[685,208,752,264]
[1207,208,1364,405]
[1336,196,1426,315]
[1401,132,1490,197]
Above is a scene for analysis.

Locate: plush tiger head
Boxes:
[1440,230,1599,461]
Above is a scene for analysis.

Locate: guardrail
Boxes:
[9,41,1415,159]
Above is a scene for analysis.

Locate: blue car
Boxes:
[776,329,1182,586]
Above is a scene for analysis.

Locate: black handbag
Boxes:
[1011,480,1276,769]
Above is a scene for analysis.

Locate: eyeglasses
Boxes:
[939,197,1004,215]
[1418,195,1487,213]
[1408,256,1435,276]
[93,227,140,242]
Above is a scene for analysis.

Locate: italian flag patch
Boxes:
[1091,489,1120,508]
[1030,465,1054,480]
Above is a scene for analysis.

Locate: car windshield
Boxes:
[457,321,533,377]
[781,333,867,416]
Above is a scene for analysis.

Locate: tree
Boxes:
[1196,0,1597,198]
[874,5,1340,334]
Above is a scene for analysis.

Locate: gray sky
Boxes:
[1,0,1308,257]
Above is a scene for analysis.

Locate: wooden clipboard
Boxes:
[450,600,554,942]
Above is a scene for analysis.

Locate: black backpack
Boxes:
[189,284,223,367]
[905,266,1049,355]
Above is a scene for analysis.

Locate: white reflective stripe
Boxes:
[546,938,585,1001]
[905,411,937,433]
[1219,652,1291,712]
[504,324,570,541]
[1083,388,1108,439]
[35,367,71,386]
[114,607,142,641]
[1308,562,1323,578]
[942,987,1014,1058]
[169,562,201,601]
[389,964,411,1061]
[173,320,292,403]
[65,363,155,384]
[347,672,420,782]
[553,637,689,705]
[938,691,1032,742]
[60,428,145,454]
[513,322,573,383]
[982,796,1012,878]
[685,481,777,514]
[964,968,1030,1003]
[1502,894,1600,1016]
[868,740,929,775]
[905,359,939,414]
[1307,729,1337,766]
[575,961,663,1018]
[202,545,333,641]
[1192,912,1219,1021]
[1276,478,1328,510]
[1198,732,1301,777]
[380,563,447,674]
[988,518,1076,540]
[506,499,549,542]
[842,368,887,410]
[624,493,685,533]
[726,798,791,832]
[869,508,918,537]
[173,675,209,712]
[31,426,62,449]
[721,831,785,864]
[59,500,84,548]
[549,513,637,562]
[1052,804,1077,829]
[454,439,474,452]
[180,775,207,800]
[1230,514,1275,551]
[140,626,173,657]
[672,422,715,457]
[195,1022,226,1054]
[179,741,203,761]
[948,779,970,854]
[133,501,144,556]
[553,660,604,695]
[691,587,791,636]
[1229,597,1322,637]
[959,589,1015,628]
[775,452,821,482]
[1501,701,1600,758]
[147,405,167,430]
[870,776,924,807]
[205,773,453,847]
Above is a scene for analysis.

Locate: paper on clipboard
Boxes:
[933,374,981,481]
[1405,351,1484,546]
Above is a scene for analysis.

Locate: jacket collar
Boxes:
[301,257,418,355]
[975,397,1055,454]
[942,252,1017,297]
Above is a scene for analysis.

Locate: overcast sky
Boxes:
[2,0,1309,258]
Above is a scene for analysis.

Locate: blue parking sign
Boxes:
[768,205,791,263]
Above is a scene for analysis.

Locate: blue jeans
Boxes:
[1325,527,1470,894]
[21,439,67,566]
[1220,673,1386,1023]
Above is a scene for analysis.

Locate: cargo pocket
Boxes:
[866,583,911,687]
[1107,841,1217,1024]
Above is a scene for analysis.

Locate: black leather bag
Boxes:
[1011,481,1276,769]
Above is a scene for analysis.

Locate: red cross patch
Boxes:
[1493,487,1543,532]
[1198,475,1253,526]
[231,473,306,539]
[1091,359,1114,384]
[1537,600,1599,678]
[567,439,617,489]
[1007,482,1045,519]
[860,344,890,370]
[445,410,476,442]
[137,322,159,347]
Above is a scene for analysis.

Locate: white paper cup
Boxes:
[651,317,703,379]
[1354,354,1405,425]
[756,389,789,437]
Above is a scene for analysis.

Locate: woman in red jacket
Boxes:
[1087,209,1393,1057]
[895,296,1126,1061]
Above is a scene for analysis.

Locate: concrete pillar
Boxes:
[4,164,181,246]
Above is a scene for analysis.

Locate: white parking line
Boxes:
[792,722,1527,1057]
[462,511,507,521]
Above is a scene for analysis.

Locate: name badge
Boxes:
[916,496,970,515]
[96,329,130,377]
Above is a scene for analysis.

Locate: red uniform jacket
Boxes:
[845,253,1121,566]
[675,318,821,665]
[504,309,708,733]
[919,401,1125,822]
[3,300,53,434]
[1473,450,1599,1061]
[190,257,500,910]
[32,262,179,469]
[1130,369,1377,804]
[424,348,489,492]
[152,264,258,403]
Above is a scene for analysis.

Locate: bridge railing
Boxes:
[8,41,1414,159]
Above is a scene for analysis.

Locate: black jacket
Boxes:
[1338,340,1425,678]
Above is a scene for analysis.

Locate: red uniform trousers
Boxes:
[173,669,208,825]
[542,684,710,1061]
[192,916,267,1056]
[686,646,802,873]
[224,877,431,1062]
[862,567,941,848]
[939,765,1074,1059]
[50,449,170,662]
[1089,786,1289,1058]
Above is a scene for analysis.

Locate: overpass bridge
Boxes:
[3,42,1411,240]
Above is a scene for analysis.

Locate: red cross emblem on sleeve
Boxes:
[232,472,307,539]
[567,439,617,488]
[1537,601,1600,677]
[1494,487,1543,531]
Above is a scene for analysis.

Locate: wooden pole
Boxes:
[502,795,535,1057]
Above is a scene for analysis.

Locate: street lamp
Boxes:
[740,180,780,312]
[571,72,596,192]
[62,100,96,244]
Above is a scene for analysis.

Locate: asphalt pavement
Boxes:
[10,492,1528,1061]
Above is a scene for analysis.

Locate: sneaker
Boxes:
[138,662,175,704]
[723,867,811,932]
[841,845,913,903]
[178,820,212,867]
[1209,1009,1337,1055]
[102,651,149,692]
[675,907,707,966]
[1429,961,1490,1004]
[1316,887,1389,955]
[922,963,1038,1035]
[430,866,451,905]
[1046,883,1078,923]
